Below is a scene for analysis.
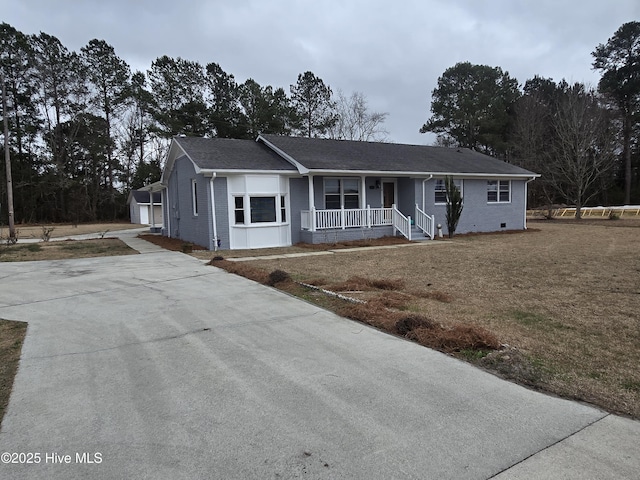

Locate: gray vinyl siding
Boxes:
[129,201,141,224]
[424,178,527,235]
[213,177,229,250]
[364,178,382,207]
[312,176,324,208]
[166,155,212,248]
[289,177,308,245]
[397,177,415,213]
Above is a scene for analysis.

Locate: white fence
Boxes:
[552,206,640,217]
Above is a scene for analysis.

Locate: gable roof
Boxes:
[162,135,538,183]
[170,136,297,173]
[258,134,537,177]
[127,190,161,205]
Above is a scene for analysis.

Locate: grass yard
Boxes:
[210,219,640,418]
[0,320,27,426]
[0,222,144,242]
[0,239,137,262]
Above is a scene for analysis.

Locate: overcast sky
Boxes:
[2,0,638,145]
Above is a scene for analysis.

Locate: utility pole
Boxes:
[1,72,16,242]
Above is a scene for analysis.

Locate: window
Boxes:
[324,179,341,209]
[434,179,463,204]
[234,197,244,224]
[487,180,510,203]
[324,178,361,209]
[280,196,286,223]
[250,197,276,223]
[191,179,198,216]
[234,195,285,225]
[343,179,360,209]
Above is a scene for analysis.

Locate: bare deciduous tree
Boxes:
[329,91,388,141]
[547,84,615,219]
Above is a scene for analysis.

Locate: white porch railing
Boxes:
[415,204,435,239]
[302,205,434,242]
[392,205,411,240]
[301,206,393,231]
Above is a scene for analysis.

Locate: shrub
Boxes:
[40,226,55,242]
[395,314,436,335]
[268,269,291,286]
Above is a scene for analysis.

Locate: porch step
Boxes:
[409,226,431,241]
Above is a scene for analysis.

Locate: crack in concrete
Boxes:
[0,271,221,310]
[22,310,321,361]
[24,327,215,360]
[485,413,611,479]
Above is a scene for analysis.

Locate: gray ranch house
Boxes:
[158,134,538,250]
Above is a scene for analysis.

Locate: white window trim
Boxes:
[232,194,288,226]
[191,179,198,216]
[487,180,511,204]
[323,177,361,209]
[233,195,245,225]
[434,178,463,205]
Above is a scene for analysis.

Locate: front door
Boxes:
[383,182,395,208]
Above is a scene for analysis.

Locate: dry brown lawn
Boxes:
[0,239,137,262]
[220,219,640,418]
[2,222,144,241]
[0,320,27,426]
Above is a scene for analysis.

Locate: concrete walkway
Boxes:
[227,240,451,262]
[0,238,638,479]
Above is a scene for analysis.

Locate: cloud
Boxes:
[2,0,638,144]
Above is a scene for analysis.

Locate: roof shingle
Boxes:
[260,134,536,176]
[175,137,297,171]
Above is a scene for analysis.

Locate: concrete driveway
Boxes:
[0,243,638,479]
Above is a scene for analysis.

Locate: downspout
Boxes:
[164,189,171,238]
[524,176,535,230]
[422,175,433,210]
[209,174,218,250]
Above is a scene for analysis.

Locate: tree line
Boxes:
[421,21,640,216]
[0,23,387,224]
[2,21,637,224]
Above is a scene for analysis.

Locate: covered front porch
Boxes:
[300,204,435,243]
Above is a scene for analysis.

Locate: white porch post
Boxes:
[308,174,315,232]
[149,193,156,229]
[392,203,396,236]
[340,206,345,229]
[360,175,366,209]
[367,204,371,228]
